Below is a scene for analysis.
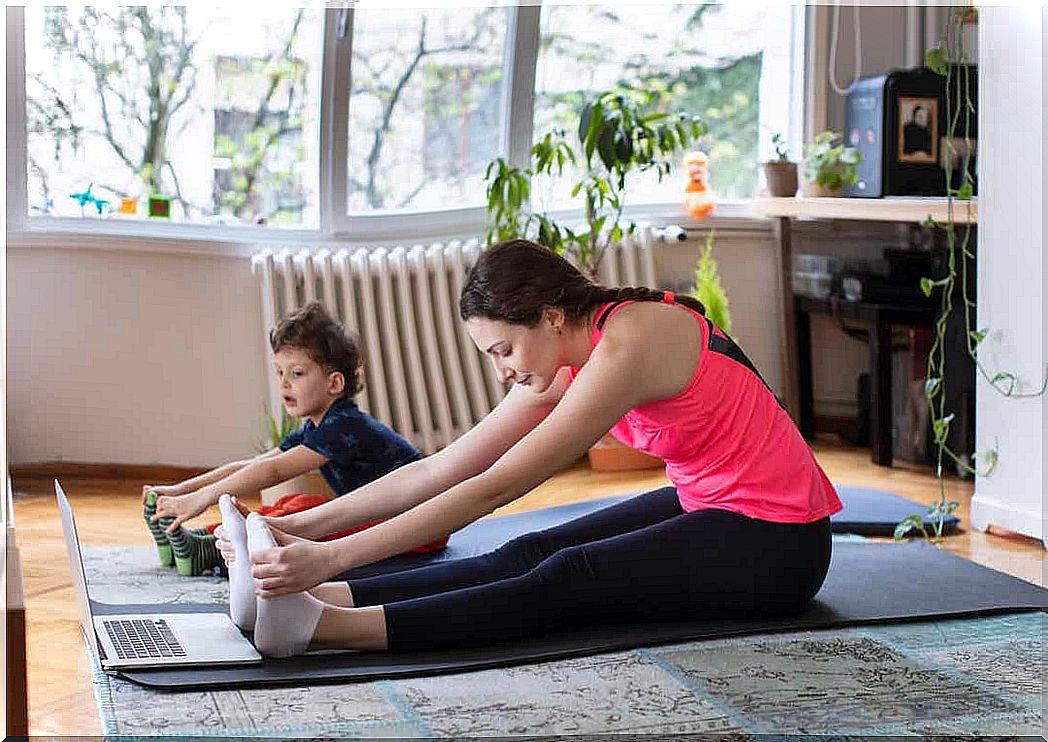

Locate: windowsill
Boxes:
[6,199,774,257]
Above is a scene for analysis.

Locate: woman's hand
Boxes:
[250,528,338,597]
[215,525,235,566]
[141,483,181,504]
[153,489,213,531]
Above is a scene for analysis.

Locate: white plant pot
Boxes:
[259,470,333,506]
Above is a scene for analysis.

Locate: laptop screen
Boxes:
[55,480,102,658]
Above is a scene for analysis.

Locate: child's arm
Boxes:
[141,448,282,503]
[153,445,326,530]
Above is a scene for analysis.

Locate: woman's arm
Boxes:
[323,338,651,572]
[254,310,696,594]
[275,370,570,539]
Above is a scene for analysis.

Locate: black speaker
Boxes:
[845,66,977,198]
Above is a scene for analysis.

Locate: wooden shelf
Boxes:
[754,196,978,224]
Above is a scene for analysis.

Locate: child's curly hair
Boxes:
[269,301,364,398]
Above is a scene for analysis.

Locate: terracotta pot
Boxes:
[763,161,799,197]
[802,181,844,198]
[587,433,663,472]
[260,470,333,506]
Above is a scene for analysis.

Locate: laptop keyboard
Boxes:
[103,618,187,660]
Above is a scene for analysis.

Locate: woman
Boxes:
[218,238,842,658]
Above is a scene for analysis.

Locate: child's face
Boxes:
[274,346,343,422]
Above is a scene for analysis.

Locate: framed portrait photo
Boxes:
[897,96,938,164]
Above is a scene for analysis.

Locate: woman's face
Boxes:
[466,312,565,393]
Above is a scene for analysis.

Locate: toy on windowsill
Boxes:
[147,194,173,219]
[69,183,110,217]
[119,197,138,216]
[682,151,715,219]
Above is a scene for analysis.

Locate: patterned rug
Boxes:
[84,545,1044,738]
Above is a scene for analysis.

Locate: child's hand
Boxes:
[141,484,181,504]
[153,490,212,531]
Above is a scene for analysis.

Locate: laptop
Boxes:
[56,479,262,669]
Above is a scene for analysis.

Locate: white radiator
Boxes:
[251,227,670,455]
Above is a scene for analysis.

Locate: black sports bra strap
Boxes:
[595,301,629,331]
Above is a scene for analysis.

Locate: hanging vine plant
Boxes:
[895,4,1047,542]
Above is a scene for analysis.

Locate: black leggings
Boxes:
[347,487,832,652]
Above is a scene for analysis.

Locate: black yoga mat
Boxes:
[98,540,1046,690]
[335,485,957,580]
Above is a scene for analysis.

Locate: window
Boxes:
[11,4,801,240]
[345,8,508,215]
[533,3,796,207]
[22,6,323,227]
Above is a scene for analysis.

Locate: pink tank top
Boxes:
[569,296,842,523]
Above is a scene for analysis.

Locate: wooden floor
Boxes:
[10,438,1045,737]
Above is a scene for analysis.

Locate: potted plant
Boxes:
[763,133,799,197]
[690,230,732,335]
[802,131,862,197]
[257,409,333,505]
[484,88,706,278]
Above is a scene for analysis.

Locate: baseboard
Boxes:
[9,462,209,482]
[813,415,854,438]
[970,492,1045,545]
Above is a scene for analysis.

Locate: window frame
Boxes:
[6,3,804,252]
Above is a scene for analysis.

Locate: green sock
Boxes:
[159,517,224,576]
[143,491,174,567]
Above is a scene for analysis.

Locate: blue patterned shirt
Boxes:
[279,397,421,496]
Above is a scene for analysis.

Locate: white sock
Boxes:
[220,494,256,632]
[245,512,324,658]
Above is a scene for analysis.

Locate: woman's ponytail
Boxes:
[460,239,705,325]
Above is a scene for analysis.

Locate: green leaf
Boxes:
[926,46,948,75]
[932,413,955,443]
[927,499,960,518]
[597,125,617,173]
[920,277,934,297]
[578,103,594,149]
[969,327,989,346]
[893,515,926,541]
[614,130,632,163]
[956,180,973,200]
[583,100,604,164]
[920,214,938,229]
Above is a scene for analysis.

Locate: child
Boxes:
[143,301,446,575]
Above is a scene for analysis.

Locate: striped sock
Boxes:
[159,518,224,576]
[143,491,174,567]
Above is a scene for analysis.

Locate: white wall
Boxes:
[7,246,269,467]
[970,6,1045,544]
[823,4,911,136]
